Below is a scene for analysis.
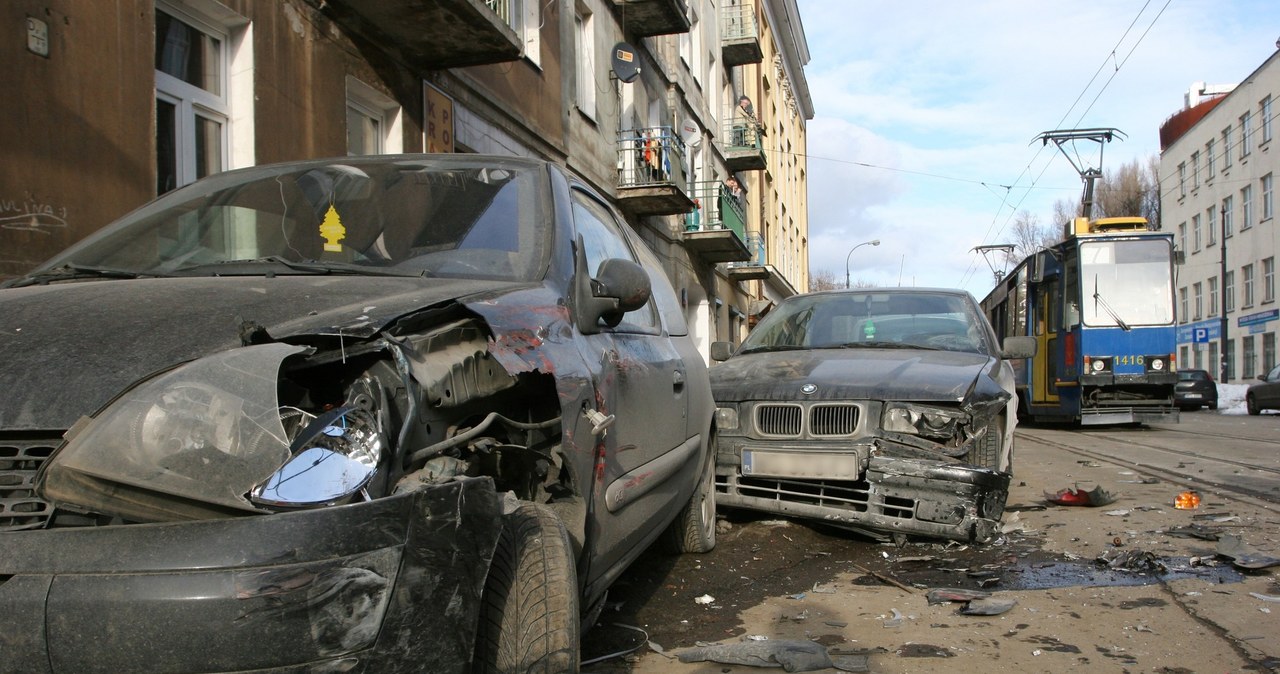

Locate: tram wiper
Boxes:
[1093,276,1132,332]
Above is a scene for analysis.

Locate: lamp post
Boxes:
[845,239,881,288]
[1220,203,1229,382]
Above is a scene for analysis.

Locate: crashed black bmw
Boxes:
[0,155,717,672]
[709,288,1035,544]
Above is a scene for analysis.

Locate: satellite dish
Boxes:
[680,120,701,146]
[611,42,640,83]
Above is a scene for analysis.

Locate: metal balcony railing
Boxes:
[728,231,767,268]
[721,3,757,41]
[685,180,747,239]
[484,0,515,28]
[722,116,763,154]
[617,127,688,191]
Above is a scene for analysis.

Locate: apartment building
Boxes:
[1,0,811,357]
[1159,50,1279,381]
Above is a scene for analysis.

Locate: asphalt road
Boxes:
[584,412,1280,673]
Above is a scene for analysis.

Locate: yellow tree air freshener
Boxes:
[320,203,346,252]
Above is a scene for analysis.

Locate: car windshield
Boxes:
[740,290,990,354]
[31,156,551,282]
[1179,371,1209,381]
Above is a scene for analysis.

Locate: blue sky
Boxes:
[797,0,1280,297]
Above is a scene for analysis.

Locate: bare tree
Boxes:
[1094,156,1159,225]
[1007,210,1060,264]
[809,269,842,291]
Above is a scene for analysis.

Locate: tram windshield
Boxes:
[1079,238,1175,328]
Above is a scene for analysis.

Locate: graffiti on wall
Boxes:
[1,192,69,234]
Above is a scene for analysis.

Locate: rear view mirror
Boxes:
[1002,336,1037,359]
[710,341,736,361]
[573,234,652,334]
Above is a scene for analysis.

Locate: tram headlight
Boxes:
[1146,355,1169,373]
[1086,356,1111,374]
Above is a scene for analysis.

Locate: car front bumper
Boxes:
[715,446,1010,543]
[0,477,502,674]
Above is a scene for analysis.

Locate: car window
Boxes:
[1268,365,1280,381]
[570,192,658,332]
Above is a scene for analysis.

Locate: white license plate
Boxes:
[742,450,863,480]
[1183,393,1202,399]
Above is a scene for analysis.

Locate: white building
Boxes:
[1159,50,1279,382]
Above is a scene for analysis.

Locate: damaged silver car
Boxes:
[709,288,1035,544]
[0,155,716,672]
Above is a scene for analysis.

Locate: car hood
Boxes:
[710,347,999,403]
[0,276,518,431]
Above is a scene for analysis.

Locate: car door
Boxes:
[569,189,694,574]
[1261,364,1280,408]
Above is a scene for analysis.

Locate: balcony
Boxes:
[617,127,694,216]
[680,181,752,263]
[313,0,522,70]
[722,115,766,172]
[726,232,771,280]
[609,0,691,37]
[721,4,762,65]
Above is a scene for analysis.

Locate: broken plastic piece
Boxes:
[926,588,991,605]
[1174,490,1201,510]
[1044,485,1116,507]
[694,594,715,605]
[1216,533,1280,570]
[959,596,1017,616]
[676,639,834,672]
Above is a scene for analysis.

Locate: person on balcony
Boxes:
[733,96,758,148]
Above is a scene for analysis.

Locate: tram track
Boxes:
[1143,422,1280,448]
[1018,425,1280,510]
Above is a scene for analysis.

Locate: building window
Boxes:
[1265,333,1276,373]
[1241,112,1253,159]
[1226,270,1235,313]
[1193,282,1203,319]
[1223,126,1233,169]
[1263,95,1274,145]
[1207,138,1216,178]
[1242,185,1254,230]
[1244,263,1255,308]
[1192,213,1201,251]
[1177,221,1187,253]
[1263,173,1274,221]
[520,0,542,66]
[1206,206,1217,246]
[1179,286,1188,321]
[1225,339,1235,381]
[345,77,403,156]
[1223,195,1234,237]
[1191,151,1200,189]
[1244,335,1257,378]
[1266,257,1276,303]
[155,4,230,194]
[1180,345,1190,370]
[1209,275,1219,316]
[1178,162,1186,197]
[1209,341,1219,377]
[574,2,596,120]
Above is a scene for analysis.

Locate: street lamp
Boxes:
[845,239,881,288]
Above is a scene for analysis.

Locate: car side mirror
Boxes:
[1258,374,1268,382]
[710,341,736,361]
[573,235,652,335]
[1001,336,1037,359]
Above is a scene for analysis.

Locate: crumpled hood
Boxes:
[0,276,517,430]
[710,347,1000,403]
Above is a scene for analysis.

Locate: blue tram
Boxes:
[980,217,1179,425]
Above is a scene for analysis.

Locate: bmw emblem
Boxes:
[801,383,818,395]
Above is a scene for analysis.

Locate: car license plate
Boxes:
[1184,393,1202,399]
[742,450,863,480]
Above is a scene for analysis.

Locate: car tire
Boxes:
[1247,394,1261,416]
[1208,402,1218,410]
[662,437,717,554]
[474,502,580,674]
[965,423,1003,471]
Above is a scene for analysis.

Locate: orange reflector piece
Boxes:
[1174,490,1201,510]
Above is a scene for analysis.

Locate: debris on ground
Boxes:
[1174,490,1202,510]
[959,596,1018,616]
[1097,548,1168,574]
[1044,485,1117,507]
[675,639,837,672]
[924,587,1016,615]
[1216,533,1280,570]
[1163,524,1223,540]
[694,594,715,605]
[926,588,991,604]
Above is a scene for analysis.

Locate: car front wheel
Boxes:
[474,502,580,674]
[1247,394,1261,416]
[966,423,1003,471]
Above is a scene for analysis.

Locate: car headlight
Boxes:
[882,403,967,441]
[715,406,740,432]
[40,343,383,521]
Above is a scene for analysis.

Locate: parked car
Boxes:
[1175,369,1219,410]
[1247,363,1280,414]
[708,288,1035,544]
[0,155,717,673]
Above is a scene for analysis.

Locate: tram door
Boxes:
[1033,280,1059,404]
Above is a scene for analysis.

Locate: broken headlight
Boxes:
[39,344,380,521]
[881,403,968,442]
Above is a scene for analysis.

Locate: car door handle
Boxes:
[673,370,685,393]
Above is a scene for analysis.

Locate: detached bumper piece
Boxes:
[0,478,502,674]
[718,456,1009,543]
